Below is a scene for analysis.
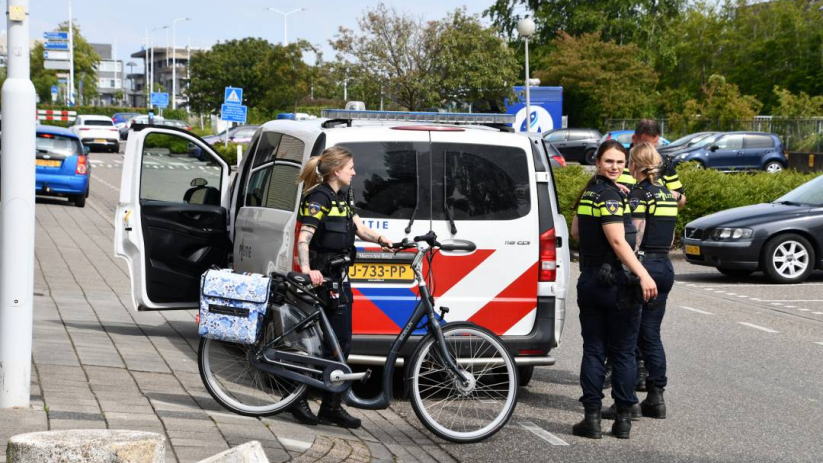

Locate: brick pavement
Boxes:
[0,198,459,463]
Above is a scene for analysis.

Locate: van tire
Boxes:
[518,366,535,387]
[584,149,596,165]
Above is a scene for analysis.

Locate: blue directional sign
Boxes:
[51,85,59,95]
[57,78,68,85]
[43,31,69,41]
[224,87,243,105]
[221,104,248,123]
[150,92,169,108]
[44,41,69,51]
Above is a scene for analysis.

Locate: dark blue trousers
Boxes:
[577,267,642,408]
[639,257,674,390]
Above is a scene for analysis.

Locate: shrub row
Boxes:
[553,162,821,248]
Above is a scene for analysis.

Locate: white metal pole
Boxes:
[144,28,148,108]
[68,0,74,106]
[1,0,37,409]
[113,39,117,106]
[524,37,531,133]
[186,40,190,114]
[172,23,176,110]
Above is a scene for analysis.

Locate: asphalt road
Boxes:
[79,143,823,462]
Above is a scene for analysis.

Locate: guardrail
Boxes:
[36,109,76,122]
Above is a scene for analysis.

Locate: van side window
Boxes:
[744,134,774,149]
[245,167,271,207]
[438,143,530,221]
[337,142,421,219]
[276,135,305,162]
[253,132,282,167]
[140,133,222,205]
[263,164,301,211]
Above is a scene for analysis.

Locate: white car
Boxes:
[114,109,571,386]
[69,115,120,153]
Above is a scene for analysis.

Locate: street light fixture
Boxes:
[172,17,191,110]
[265,8,305,46]
[149,25,168,97]
[517,17,536,132]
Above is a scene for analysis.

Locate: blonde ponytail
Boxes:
[297,146,353,193]
[629,142,662,184]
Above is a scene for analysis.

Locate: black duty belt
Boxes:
[580,254,619,268]
[638,251,669,260]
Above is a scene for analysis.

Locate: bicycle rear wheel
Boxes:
[407,323,518,443]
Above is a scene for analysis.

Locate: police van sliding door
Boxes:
[332,130,432,335]
[429,131,540,336]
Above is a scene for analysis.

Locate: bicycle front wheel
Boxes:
[408,323,518,443]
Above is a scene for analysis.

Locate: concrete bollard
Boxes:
[197,441,269,463]
[7,429,165,463]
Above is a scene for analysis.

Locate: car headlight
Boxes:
[710,227,753,240]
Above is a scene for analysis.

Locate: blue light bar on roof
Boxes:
[321,109,515,125]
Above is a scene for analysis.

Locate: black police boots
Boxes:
[601,402,641,420]
[572,405,603,439]
[640,380,667,419]
[290,397,321,426]
[318,393,361,429]
[611,404,633,439]
[635,359,648,392]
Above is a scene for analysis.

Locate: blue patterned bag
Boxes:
[198,269,271,345]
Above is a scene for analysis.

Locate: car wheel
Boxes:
[694,161,705,169]
[72,194,86,208]
[717,268,754,278]
[584,149,596,165]
[518,366,535,387]
[764,161,783,173]
[762,233,814,283]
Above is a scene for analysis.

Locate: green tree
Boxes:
[255,41,314,112]
[534,32,658,127]
[187,38,275,114]
[30,22,99,105]
[667,75,762,134]
[772,86,823,118]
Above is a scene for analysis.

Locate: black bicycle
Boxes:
[198,231,518,443]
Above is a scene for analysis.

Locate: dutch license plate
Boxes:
[95,139,107,143]
[349,263,413,282]
[685,245,701,256]
[36,159,61,167]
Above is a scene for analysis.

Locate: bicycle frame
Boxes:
[250,243,468,411]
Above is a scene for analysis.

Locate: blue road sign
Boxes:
[224,87,243,105]
[51,85,59,95]
[44,42,69,51]
[150,92,169,108]
[57,79,68,84]
[43,31,69,41]
[221,104,248,123]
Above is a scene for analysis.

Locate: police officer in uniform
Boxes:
[572,139,658,440]
[290,146,393,428]
[627,142,678,419]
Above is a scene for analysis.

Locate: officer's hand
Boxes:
[640,275,658,302]
[379,237,394,251]
[307,270,324,287]
[616,183,631,194]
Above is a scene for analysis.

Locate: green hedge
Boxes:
[212,143,242,165]
[554,163,822,248]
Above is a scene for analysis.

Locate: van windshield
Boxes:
[36,133,82,159]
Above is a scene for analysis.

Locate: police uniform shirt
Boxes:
[299,184,354,253]
[576,176,630,260]
[629,179,679,253]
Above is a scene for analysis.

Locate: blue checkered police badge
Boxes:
[605,200,620,215]
[308,202,322,216]
[630,198,640,211]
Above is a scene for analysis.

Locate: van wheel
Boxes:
[518,366,535,387]
[584,149,596,165]
[763,233,814,283]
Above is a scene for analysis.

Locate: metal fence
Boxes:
[603,118,823,152]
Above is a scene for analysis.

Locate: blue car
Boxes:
[36,125,91,207]
[600,130,670,149]
[671,132,786,173]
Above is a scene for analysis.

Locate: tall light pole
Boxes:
[517,17,536,132]
[127,61,136,106]
[265,8,305,46]
[172,17,191,110]
[67,0,75,106]
[149,25,168,97]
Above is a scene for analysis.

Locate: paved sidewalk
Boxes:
[0,198,458,463]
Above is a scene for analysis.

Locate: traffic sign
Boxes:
[43,51,69,61]
[44,42,69,51]
[44,60,71,70]
[224,87,243,105]
[50,85,58,95]
[221,104,248,123]
[150,92,169,108]
[43,31,69,41]
[57,78,67,84]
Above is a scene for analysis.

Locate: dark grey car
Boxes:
[543,128,602,164]
[683,175,823,283]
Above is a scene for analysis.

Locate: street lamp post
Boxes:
[172,17,191,110]
[149,25,168,98]
[127,61,136,106]
[265,8,305,46]
[517,17,536,132]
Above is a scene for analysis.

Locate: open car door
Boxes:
[114,126,232,310]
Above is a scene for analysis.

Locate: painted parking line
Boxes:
[760,300,823,303]
[815,342,823,346]
[738,322,779,334]
[681,306,715,315]
[814,312,823,315]
[520,422,569,446]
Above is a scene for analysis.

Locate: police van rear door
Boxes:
[429,130,540,337]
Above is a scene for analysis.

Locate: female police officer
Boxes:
[626,142,678,420]
[290,146,393,428]
[572,139,657,440]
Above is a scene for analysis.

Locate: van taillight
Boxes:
[539,228,556,282]
[76,155,88,175]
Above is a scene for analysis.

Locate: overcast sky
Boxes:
[27,1,496,70]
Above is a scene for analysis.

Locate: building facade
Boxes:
[92,43,124,107]
[130,46,195,110]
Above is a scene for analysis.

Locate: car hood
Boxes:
[202,135,220,144]
[688,203,810,229]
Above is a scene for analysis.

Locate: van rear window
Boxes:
[435,143,530,221]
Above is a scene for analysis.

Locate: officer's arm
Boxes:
[633,219,646,251]
[603,223,657,301]
[675,190,686,209]
[297,225,316,274]
[571,214,580,241]
[352,215,392,247]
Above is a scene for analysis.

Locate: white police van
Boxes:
[114,109,570,384]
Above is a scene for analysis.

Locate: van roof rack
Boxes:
[320,109,515,132]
